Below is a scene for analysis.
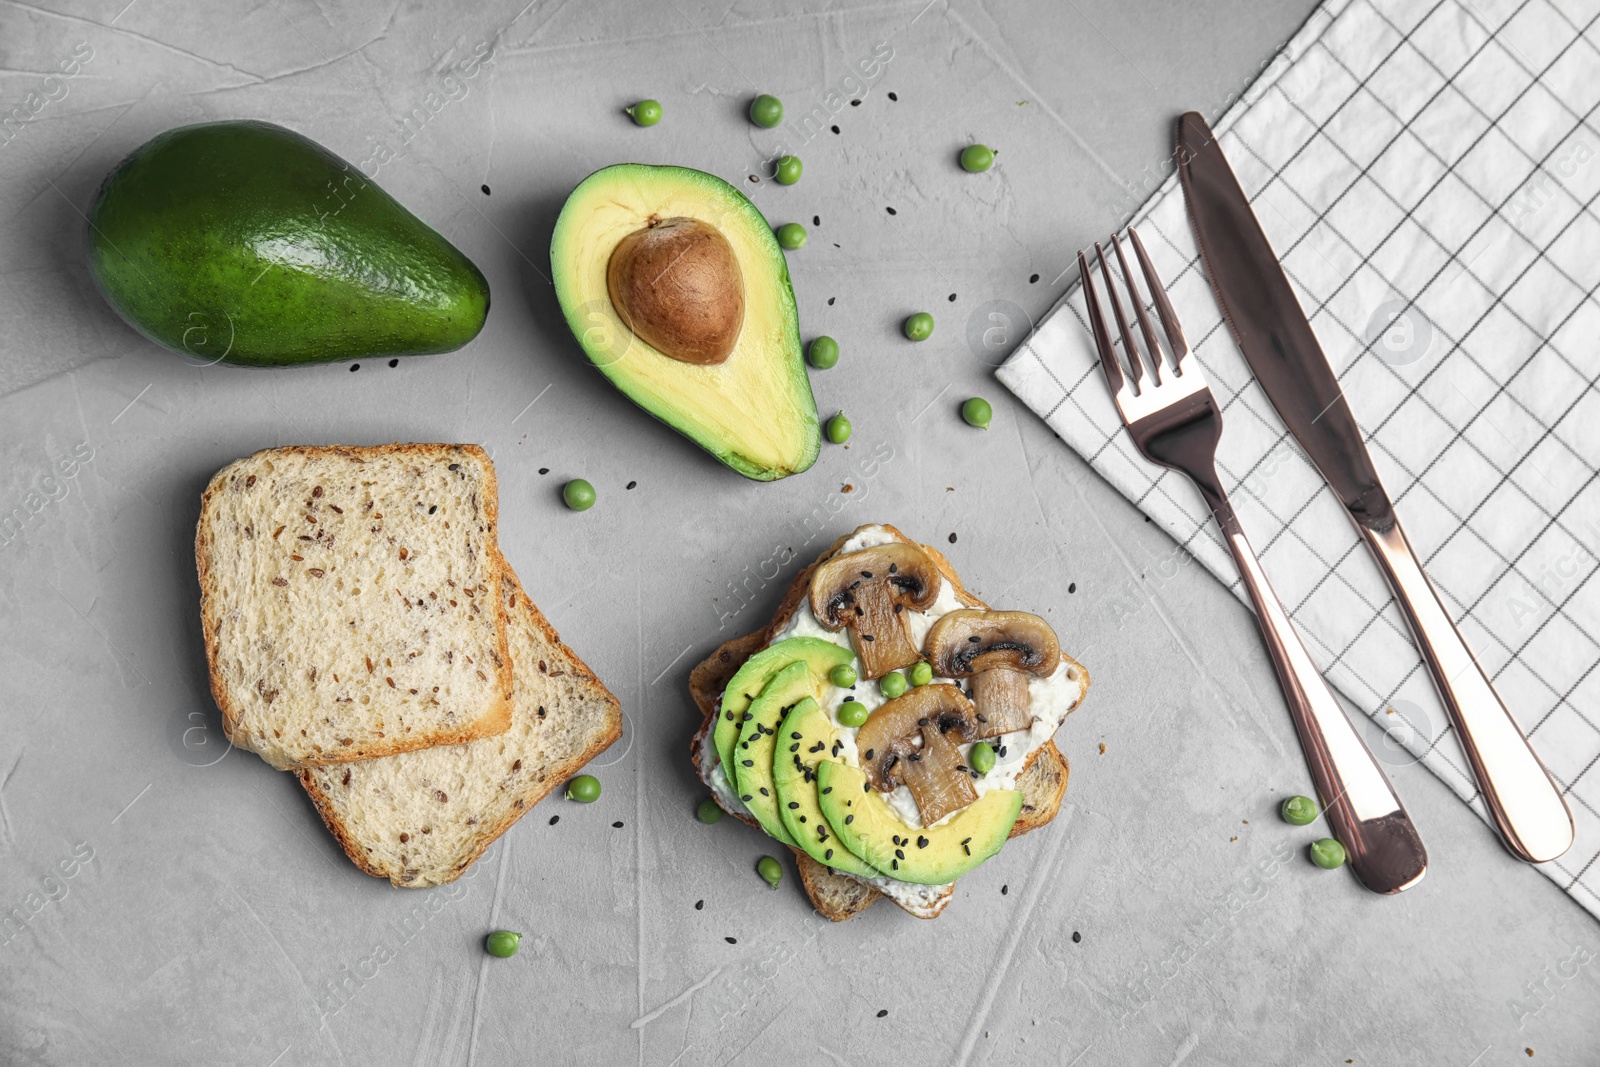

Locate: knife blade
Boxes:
[1175,110,1574,864]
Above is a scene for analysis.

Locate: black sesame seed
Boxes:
[791,732,802,740]
[539,467,549,475]
[788,801,800,809]
[864,749,875,760]
[350,363,360,372]
[813,215,820,226]
[886,206,896,215]
[828,296,836,305]
[1001,884,1009,895]
[850,99,861,106]
[1029,273,1040,283]
[790,743,800,752]
[825,848,834,859]
[862,633,874,641]
[861,570,873,579]
[891,859,898,870]
[481,184,490,195]
[917,836,929,849]
[821,786,832,795]
[798,815,807,822]
[895,849,904,859]
[613,821,624,828]
[388,358,399,368]
[741,794,753,802]
[759,787,769,796]
[429,505,437,514]
[695,899,704,910]
[845,814,854,824]
[549,815,559,825]
[1068,582,1077,594]
[448,463,459,471]
[969,635,982,643]
[948,532,957,543]
[830,124,840,134]
[742,759,754,767]
[725,936,737,944]
[626,480,637,490]
[948,293,957,302]
[1072,931,1082,943]
[877,1009,889,1018]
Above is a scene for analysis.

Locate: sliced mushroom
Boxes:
[856,684,979,825]
[925,610,1061,739]
[809,542,942,679]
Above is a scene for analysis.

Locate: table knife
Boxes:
[1175,111,1574,865]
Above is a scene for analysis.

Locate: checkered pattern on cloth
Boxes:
[998,0,1600,915]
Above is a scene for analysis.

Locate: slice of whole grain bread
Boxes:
[300,555,623,886]
[688,523,1088,921]
[197,444,513,769]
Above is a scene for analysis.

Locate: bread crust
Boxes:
[299,553,623,885]
[197,443,515,768]
[688,523,1088,920]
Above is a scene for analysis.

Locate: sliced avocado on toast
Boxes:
[712,636,853,781]
[816,760,1022,885]
[774,699,879,878]
[732,662,820,847]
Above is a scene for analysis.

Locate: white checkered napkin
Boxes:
[1000,0,1600,916]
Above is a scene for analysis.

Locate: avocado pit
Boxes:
[607,216,745,365]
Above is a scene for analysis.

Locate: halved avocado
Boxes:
[816,760,1022,885]
[550,164,820,480]
[712,636,854,779]
[732,662,820,847]
[774,699,879,878]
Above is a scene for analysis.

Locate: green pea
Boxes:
[825,412,852,444]
[626,100,662,127]
[485,930,522,958]
[829,663,857,688]
[757,855,783,889]
[749,94,784,128]
[808,335,839,369]
[879,671,907,699]
[565,774,601,803]
[909,661,934,687]
[962,397,993,430]
[776,222,807,250]
[960,144,995,172]
[837,700,869,727]
[969,741,996,776]
[1309,838,1346,870]
[1281,795,1318,826]
[697,798,724,824]
[903,312,934,341]
[774,155,803,185]
[562,478,596,512]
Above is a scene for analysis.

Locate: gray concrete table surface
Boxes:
[1,0,1596,1063]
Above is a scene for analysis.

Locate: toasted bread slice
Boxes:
[300,556,623,886]
[689,523,1088,920]
[198,444,514,769]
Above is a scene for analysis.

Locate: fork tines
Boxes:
[1079,228,1191,401]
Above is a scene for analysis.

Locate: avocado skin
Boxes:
[87,120,489,367]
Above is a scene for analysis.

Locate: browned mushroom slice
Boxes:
[856,684,980,825]
[925,610,1061,739]
[809,542,942,679]
[900,723,978,826]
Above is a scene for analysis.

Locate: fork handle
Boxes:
[1357,519,1573,863]
[1200,483,1428,894]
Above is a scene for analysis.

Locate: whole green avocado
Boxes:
[87,120,489,367]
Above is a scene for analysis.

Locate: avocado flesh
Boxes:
[550,163,819,480]
[734,662,838,848]
[774,699,879,878]
[816,760,1022,885]
[713,636,854,780]
[87,120,489,367]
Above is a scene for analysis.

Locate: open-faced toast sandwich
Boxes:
[690,523,1089,920]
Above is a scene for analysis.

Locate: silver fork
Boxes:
[1083,230,1428,895]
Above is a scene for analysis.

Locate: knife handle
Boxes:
[1203,487,1428,894]
[1359,519,1574,863]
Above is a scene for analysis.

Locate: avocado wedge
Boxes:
[87,120,489,367]
[732,662,820,848]
[816,760,1022,885]
[712,636,854,781]
[774,699,879,878]
[550,163,819,480]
